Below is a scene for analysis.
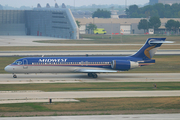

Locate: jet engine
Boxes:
[111,60,139,71]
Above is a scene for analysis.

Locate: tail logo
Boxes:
[144,45,156,59]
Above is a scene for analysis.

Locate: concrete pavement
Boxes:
[1,90,180,100]
[0,73,180,84]
[1,114,180,120]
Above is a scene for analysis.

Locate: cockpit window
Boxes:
[15,61,22,65]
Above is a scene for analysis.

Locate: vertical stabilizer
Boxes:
[132,38,167,59]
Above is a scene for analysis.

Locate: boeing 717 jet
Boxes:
[4,38,172,78]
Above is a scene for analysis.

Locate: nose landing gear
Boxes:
[88,73,98,78]
[13,74,17,78]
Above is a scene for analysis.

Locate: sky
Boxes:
[1,0,149,8]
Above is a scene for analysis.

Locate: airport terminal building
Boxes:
[149,0,180,5]
[0,3,79,39]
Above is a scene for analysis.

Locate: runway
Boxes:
[0,73,180,84]
[1,114,180,120]
[1,50,180,56]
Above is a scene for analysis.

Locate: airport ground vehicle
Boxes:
[94,28,107,34]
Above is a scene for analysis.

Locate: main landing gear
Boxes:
[88,73,98,78]
[13,74,17,78]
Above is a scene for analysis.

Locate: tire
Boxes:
[92,73,98,78]
[13,75,17,78]
[88,73,93,77]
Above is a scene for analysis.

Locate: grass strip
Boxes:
[0,82,180,91]
[0,97,180,113]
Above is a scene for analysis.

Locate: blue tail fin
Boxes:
[132,38,167,60]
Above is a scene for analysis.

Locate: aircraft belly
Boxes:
[27,66,75,73]
[28,66,113,73]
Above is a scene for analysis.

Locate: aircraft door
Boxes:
[85,61,88,66]
[23,59,28,69]
[81,61,84,66]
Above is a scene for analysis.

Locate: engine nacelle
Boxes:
[111,60,139,71]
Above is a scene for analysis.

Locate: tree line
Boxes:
[138,16,161,33]
[126,3,180,18]
[138,17,180,34]
[92,9,111,18]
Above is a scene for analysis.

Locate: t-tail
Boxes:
[132,38,173,60]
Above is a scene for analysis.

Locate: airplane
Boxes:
[4,38,172,78]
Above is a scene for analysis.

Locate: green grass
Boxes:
[0,57,21,74]
[1,82,180,91]
[0,103,50,112]
[0,97,180,113]
[1,55,180,74]
[128,55,180,73]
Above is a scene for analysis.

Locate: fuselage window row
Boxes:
[31,62,111,65]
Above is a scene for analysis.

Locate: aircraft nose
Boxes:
[4,65,13,73]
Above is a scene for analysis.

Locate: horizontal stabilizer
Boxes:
[149,41,174,44]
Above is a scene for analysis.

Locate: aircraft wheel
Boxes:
[88,73,93,77]
[92,73,98,78]
[13,75,17,78]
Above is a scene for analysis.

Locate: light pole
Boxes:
[111,18,113,39]
[125,0,127,10]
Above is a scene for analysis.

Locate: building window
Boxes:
[52,21,67,24]
[52,16,65,18]
[52,12,63,15]
[52,26,69,29]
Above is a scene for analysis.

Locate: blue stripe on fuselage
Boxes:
[12,56,143,65]
[11,56,154,69]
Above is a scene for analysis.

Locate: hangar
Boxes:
[0,3,79,39]
[76,18,180,35]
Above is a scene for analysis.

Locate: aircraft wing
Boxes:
[75,69,119,73]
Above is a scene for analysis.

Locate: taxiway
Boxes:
[0,73,180,84]
[1,90,180,100]
[1,114,180,120]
